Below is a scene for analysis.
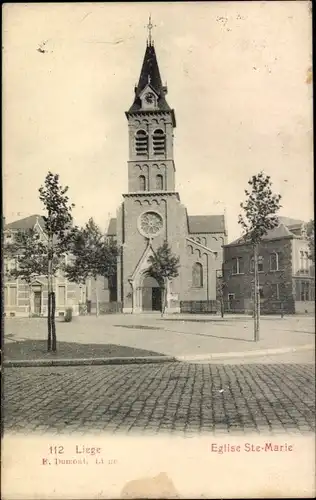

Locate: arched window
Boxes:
[156,174,163,190]
[139,175,146,191]
[270,252,279,271]
[192,262,203,288]
[135,130,148,155]
[250,256,264,272]
[153,129,166,155]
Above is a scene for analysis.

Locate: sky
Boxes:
[3,1,313,242]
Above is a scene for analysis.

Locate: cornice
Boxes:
[186,237,218,255]
[123,191,180,201]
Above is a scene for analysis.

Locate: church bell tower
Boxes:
[125,17,176,193]
[116,17,186,313]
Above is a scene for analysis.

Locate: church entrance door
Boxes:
[141,275,162,312]
[152,287,162,311]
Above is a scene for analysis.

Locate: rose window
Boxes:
[139,211,163,237]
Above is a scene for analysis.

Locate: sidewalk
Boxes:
[4,314,314,366]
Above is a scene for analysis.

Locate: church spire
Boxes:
[127,18,173,115]
[146,15,156,47]
[126,19,175,126]
[136,43,164,97]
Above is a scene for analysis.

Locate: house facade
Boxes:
[105,34,227,313]
[223,217,315,315]
[4,215,84,318]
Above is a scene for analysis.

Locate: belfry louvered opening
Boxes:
[135,130,148,155]
[153,129,166,155]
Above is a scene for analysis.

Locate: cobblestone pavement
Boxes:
[4,363,315,435]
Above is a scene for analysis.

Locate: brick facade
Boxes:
[4,216,84,318]
[223,223,314,315]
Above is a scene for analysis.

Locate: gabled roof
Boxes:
[128,43,172,114]
[129,240,156,282]
[5,214,45,231]
[107,218,117,236]
[226,220,301,247]
[188,215,226,234]
[278,216,305,228]
[4,214,73,245]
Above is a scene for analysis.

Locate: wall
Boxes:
[181,243,221,301]
[116,191,228,311]
[87,276,110,304]
[291,238,313,275]
[223,237,295,314]
[4,276,81,317]
[127,113,175,192]
[120,194,171,311]
[189,233,226,252]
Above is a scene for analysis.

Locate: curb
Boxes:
[3,355,177,367]
[3,344,314,367]
[175,344,314,362]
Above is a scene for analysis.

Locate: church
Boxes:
[106,23,227,313]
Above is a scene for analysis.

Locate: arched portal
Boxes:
[141,275,162,312]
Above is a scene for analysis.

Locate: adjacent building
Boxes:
[4,215,84,317]
[223,217,315,315]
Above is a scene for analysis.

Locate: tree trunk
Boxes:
[47,237,53,351]
[51,291,57,351]
[95,278,99,317]
[220,297,224,318]
[281,302,284,318]
[161,279,168,317]
[161,287,165,317]
[257,277,260,333]
[47,290,52,351]
[47,265,52,351]
[253,245,260,341]
[28,283,32,318]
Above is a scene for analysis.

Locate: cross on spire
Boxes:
[145,15,156,46]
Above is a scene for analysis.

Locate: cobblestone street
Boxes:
[4,362,315,435]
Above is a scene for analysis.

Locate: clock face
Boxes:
[138,211,163,237]
[145,92,155,104]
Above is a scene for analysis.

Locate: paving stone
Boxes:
[3,363,315,435]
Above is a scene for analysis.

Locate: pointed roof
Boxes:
[4,213,72,244]
[225,219,305,247]
[5,214,45,231]
[128,43,173,117]
[129,240,156,282]
[137,44,163,95]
